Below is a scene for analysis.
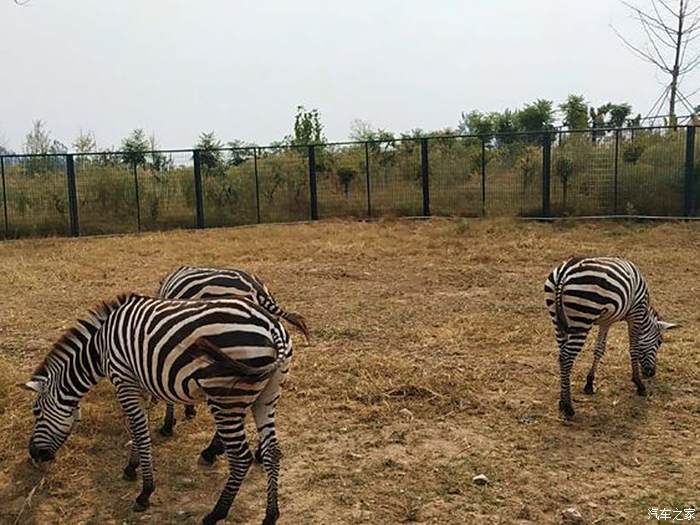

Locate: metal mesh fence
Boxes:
[617,128,685,216]
[551,131,616,215]
[137,151,196,232]
[0,125,697,240]
[75,152,196,235]
[75,153,139,235]
[2,155,69,238]
[0,158,7,240]
[256,146,309,223]
[367,139,422,216]
[428,136,482,217]
[486,136,543,216]
[316,143,369,218]
[138,152,196,230]
[201,148,258,228]
[695,128,700,217]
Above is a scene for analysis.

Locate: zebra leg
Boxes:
[185,404,197,419]
[115,384,156,512]
[628,321,647,396]
[198,432,225,466]
[584,325,609,394]
[252,367,284,466]
[122,440,139,481]
[252,373,284,525]
[159,403,176,437]
[558,329,588,419]
[202,406,253,525]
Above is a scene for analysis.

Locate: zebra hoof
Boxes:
[262,510,279,525]
[122,467,137,481]
[202,512,223,525]
[583,382,594,395]
[636,386,647,397]
[559,400,575,419]
[198,453,216,467]
[185,406,197,419]
[159,426,174,438]
[132,499,149,512]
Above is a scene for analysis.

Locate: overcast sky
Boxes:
[1,0,697,151]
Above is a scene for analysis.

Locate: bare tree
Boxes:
[612,0,700,121]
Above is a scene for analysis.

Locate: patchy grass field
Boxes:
[0,219,698,524]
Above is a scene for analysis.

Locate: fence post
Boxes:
[541,132,552,217]
[253,148,261,224]
[420,138,430,216]
[65,154,80,237]
[193,150,204,228]
[365,142,372,218]
[1,156,7,238]
[308,145,318,220]
[613,129,620,214]
[481,139,487,216]
[133,164,141,232]
[685,126,696,217]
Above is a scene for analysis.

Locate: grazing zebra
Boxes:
[157,265,309,438]
[544,256,678,418]
[22,293,293,525]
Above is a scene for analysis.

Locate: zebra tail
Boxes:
[281,311,311,343]
[260,294,310,343]
[555,280,569,333]
[190,337,277,382]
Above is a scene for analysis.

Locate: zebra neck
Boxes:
[39,321,106,404]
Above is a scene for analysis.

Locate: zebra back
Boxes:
[158,265,310,340]
[545,256,652,333]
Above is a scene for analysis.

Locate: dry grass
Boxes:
[0,218,698,524]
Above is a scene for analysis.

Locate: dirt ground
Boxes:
[0,218,698,524]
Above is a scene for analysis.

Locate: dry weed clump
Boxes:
[0,218,698,524]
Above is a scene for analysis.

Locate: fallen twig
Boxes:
[13,474,46,525]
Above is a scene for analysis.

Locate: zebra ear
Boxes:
[659,320,680,331]
[19,378,46,393]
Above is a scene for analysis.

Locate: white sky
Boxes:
[1,0,697,151]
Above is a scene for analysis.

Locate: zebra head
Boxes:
[22,375,81,464]
[639,307,680,378]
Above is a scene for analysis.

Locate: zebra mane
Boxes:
[32,293,138,378]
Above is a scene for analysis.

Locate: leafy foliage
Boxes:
[290,106,325,146]
[194,131,225,176]
[73,130,97,155]
[336,167,356,196]
[559,95,588,130]
[121,129,149,168]
[516,99,555,132]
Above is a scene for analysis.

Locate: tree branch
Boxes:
[646,0,683,41]
[683,85,700,98]
[646,83,672,120]
[675,89,696,112]
[611,24,673,71]
[655,0,682,20]
[638,14,678,48]
[623,0,678,33]
[679,50,700,72]
[640,17,675,66]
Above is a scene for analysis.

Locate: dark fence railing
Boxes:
[1,125,698,240]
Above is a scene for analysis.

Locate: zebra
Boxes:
[544,256,678,419]
[156,265,309,438]
[22,293,294,525]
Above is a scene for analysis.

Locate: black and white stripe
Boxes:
[23,294,293,524]
[544,256,678,418]
[156,265,309,437]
